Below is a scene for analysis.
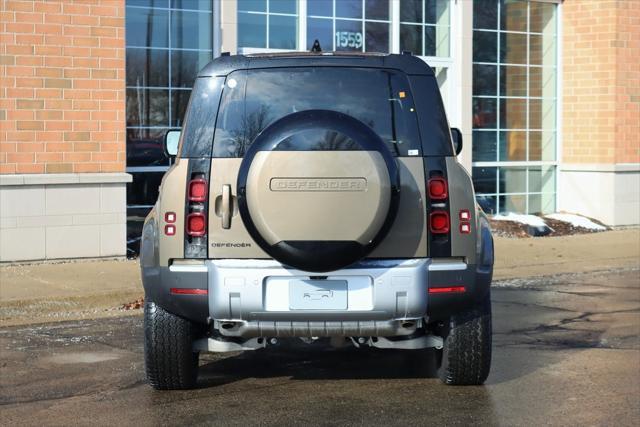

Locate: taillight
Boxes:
[429,211,450,234]
[186,212,206,236]
[188,178,207,202]
[428,177,448,200]
[184,166,209,258]
[426,170,451,257]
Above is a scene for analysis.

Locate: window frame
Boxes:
[471,0,560,215]
[237,0,300,51]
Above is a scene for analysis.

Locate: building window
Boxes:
[238,0,298,50]
[472,0,557,214]
[125,0,213,213]
[306,0,391,52]
[400,0,450,57]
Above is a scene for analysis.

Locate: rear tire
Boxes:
[437,293,492,385]
[144,301,200,390]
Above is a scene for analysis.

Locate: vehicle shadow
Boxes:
[195,270,636,390]
[197,343,441,389]
[196,290,617,390]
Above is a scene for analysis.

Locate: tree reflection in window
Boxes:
[212,68,421,157]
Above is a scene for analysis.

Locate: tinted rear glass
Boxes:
[212,68,422,157]
[178,76,224,158]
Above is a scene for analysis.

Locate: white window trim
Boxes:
[236,0,455,60]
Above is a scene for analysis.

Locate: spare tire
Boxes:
[237,110,400,272]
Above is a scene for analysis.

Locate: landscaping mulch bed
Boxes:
[490,216,609,238]
[489,220,532,238]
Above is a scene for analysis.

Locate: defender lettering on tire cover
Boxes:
[237,110,400,272]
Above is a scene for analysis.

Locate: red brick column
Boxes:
[560,0,639,226]
[563,0,639,164]
[0,0,126,174]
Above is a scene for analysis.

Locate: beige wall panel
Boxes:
[46,185,101,216]
[0,227,46,262]
[0,187,45,218]
[45,225,101,259]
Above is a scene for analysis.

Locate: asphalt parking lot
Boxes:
[1,268,638,426]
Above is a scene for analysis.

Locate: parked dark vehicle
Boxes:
[140,52,494,390]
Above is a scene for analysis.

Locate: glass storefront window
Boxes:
[238,0,298,50]
[125,0,213,210]
[472,0,558,214]
[307,0,391,52]
[400,0,450,57]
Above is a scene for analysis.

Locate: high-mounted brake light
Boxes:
[188,178,208,202]
[186,212,206,236]
[428,177,448,200]
[429,211,450,234]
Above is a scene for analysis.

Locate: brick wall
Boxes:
[563,0,640,164]
[0,0,126,174]
[614,0,640,163]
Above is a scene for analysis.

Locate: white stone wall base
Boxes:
[0,173,132,262]
[558,164,640,226]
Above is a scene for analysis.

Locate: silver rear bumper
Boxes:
[208,258,429,337]
[213,319,421,337]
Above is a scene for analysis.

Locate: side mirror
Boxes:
[164,130,181,157]
[451,128,463,156]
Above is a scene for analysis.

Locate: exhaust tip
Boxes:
[220,322,235,330]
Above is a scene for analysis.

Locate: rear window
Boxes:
[212,68,422,157]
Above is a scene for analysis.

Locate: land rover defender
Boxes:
[140,52,494,390]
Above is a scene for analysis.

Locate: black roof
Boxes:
[197,52,434,77]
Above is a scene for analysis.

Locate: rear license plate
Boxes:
[289,280,348,310]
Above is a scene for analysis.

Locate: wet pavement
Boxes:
[1,269,639,426]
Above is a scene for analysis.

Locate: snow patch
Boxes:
[545,213,607,231]
[491,213,548,228]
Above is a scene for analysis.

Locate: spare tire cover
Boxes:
[237,110,400,272]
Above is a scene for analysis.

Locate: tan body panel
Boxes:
[246,151,391,245]
[158,159,188,266]
[370,157,427,258]
[446,157,477,264]
[208,158,268,258]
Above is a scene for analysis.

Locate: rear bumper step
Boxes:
[213,319,421,338]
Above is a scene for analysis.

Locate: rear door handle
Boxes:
[222,184,231,229]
